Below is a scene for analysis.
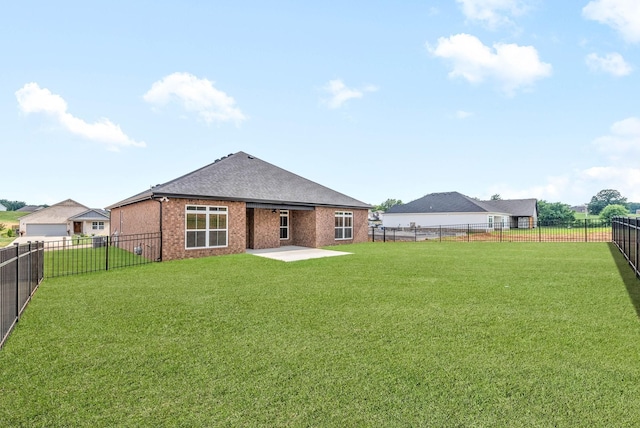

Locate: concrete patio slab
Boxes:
[246,245,352,262]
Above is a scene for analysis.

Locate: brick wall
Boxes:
[110,199,368,260]
[161,199,246,261]
[109,199,161,236]
[315,207,369,247]
[250,208,280,249]
[291,210,316,247]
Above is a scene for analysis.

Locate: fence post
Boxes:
[439,225,442,242]
[636,219,639,279]
[27,241,32,296]
[383,227,386,243]
[415,228,417,242]
[538,223,541,242]
[14,243,19,323]
[105,235,110,271]
[584,219,588,242]
[467,224,470,242]
[371,226,375,243]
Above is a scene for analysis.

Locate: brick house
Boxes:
[106,151,371,261]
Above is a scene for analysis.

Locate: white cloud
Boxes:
[583,0,640,43]
[582,166,640,201]
[456,110,474,119]
[15,82,145,151]
[592,117,640,162]
[586,52,633,76]
[487,117,640,203]
[456,0,530,29]
[428,33,552,95]
[143,72,246,124]
[322,79,378,109]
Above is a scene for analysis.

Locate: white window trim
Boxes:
[335,211,353,240]
[185,205,228,250]
[92,221,105,230]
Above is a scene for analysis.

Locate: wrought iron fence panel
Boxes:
[45,232,161,278]
[612,217,639,279]
[0,241,44,349]
[369,219,612,243]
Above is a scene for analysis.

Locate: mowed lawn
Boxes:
[1,242,640,427]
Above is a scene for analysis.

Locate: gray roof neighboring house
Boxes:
[68,209,110,222]
[386,191,537,217]
[16,205,44,213]
[108,151,371,210]
[482,198,538,217]
[386,192,501,214]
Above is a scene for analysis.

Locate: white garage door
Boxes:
[26,224,68,236]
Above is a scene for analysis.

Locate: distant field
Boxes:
[0,211,26,246]
[1,242,639,426]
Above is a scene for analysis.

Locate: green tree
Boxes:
[628,202,640,214]
[374,199,403,212]
[0,199,26,211]
[490,194,502,200]
[537,200,576,224]
[588,189,627,215]
[600,204,629,225]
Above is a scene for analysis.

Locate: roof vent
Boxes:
[248,155,254,159]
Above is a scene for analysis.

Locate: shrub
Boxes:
[600,204,629,225]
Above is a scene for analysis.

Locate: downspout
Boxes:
[156,197,163,262]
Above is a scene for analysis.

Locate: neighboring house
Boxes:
[0,203,6,211]
[382,192,537,229]
[68,209,110,235]
[19,199,110,237]
[17,205,44,213]
[106,151,371,261]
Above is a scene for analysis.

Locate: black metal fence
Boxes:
[612,217,639,279]
[0,241,44,349]
[370,219,612,243]
[45,232,161,278]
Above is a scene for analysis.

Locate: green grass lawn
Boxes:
[1,242,640,426]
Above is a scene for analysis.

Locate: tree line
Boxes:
[0,200,27,211]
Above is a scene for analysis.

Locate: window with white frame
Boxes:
[92,221,105,230]
[280,210,289,240]
[488,215,494,229]
[335,211,353,240]
[185,205,228,249]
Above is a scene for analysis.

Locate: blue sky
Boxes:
[3,0,640,209]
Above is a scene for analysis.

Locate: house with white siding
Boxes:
[382,192,537,229]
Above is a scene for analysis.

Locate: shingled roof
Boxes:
[386,191,537,216]
[481,198,538,217]
[108,151,370,209]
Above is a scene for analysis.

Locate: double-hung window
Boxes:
[335,211,353,240]
[92,221,105,230]
[280,210,289,240]
[185,205,228,249]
